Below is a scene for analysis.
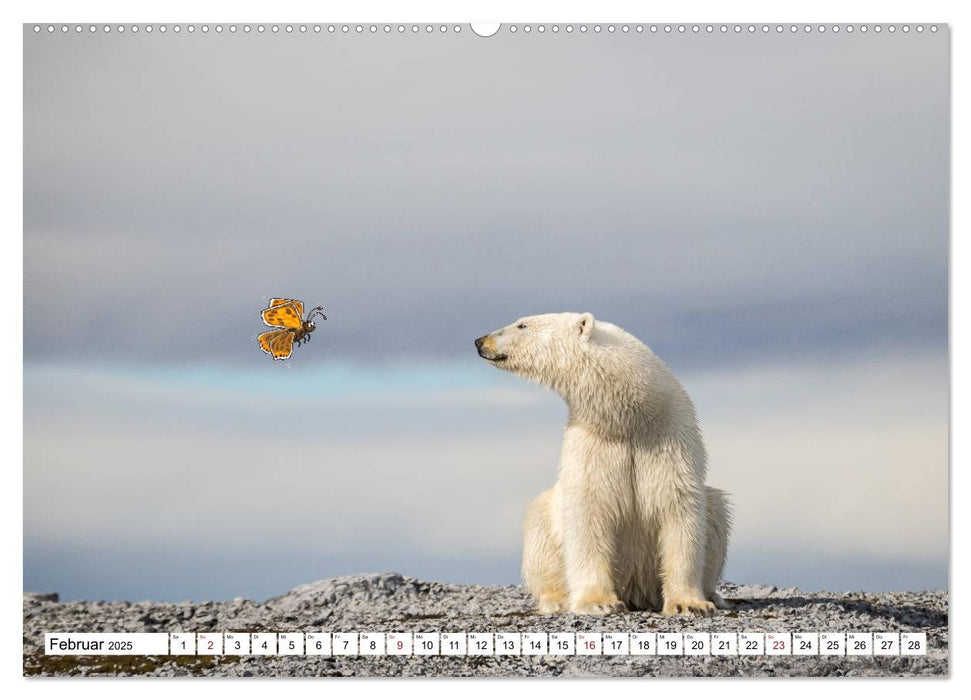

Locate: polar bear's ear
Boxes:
[578,312,595,339]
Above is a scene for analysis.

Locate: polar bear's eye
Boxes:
[517,323,527,329]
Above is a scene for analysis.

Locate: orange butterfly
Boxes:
[257,298,327,361]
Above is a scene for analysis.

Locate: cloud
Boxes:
[23,29,948,369]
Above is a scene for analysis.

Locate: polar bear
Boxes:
[475,312,731,616]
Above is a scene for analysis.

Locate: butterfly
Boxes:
[257,298,327,361]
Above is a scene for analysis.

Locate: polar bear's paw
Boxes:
[571,593,628,616]
[662,596,716,616]
[537,595,567,615]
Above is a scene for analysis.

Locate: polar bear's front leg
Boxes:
[522,488,568,614]
[658,490,715,616]
[562,510,625,616]
[559,431,629,615]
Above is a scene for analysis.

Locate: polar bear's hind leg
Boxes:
[703,486,732,609]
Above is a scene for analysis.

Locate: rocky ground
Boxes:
[23,573,948,677]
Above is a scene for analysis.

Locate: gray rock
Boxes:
[727,584,777,599]
[25,592,59,603]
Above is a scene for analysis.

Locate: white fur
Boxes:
[477,312,731,616]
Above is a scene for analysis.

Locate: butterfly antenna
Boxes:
[308,306,328,322]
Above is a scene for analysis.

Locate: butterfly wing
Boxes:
[262,302,303,329]
[258,329,285,355]
[258,329,295,360]
[268,298,305,319]
[269,332,296,360]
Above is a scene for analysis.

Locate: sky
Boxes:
[23,25,949,601]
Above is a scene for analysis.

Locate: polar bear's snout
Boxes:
[475,334,508,362]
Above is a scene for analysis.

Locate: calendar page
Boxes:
[22,14,949,679]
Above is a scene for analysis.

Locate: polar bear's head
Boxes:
[476,312,683,429]
[475,312,598,388]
